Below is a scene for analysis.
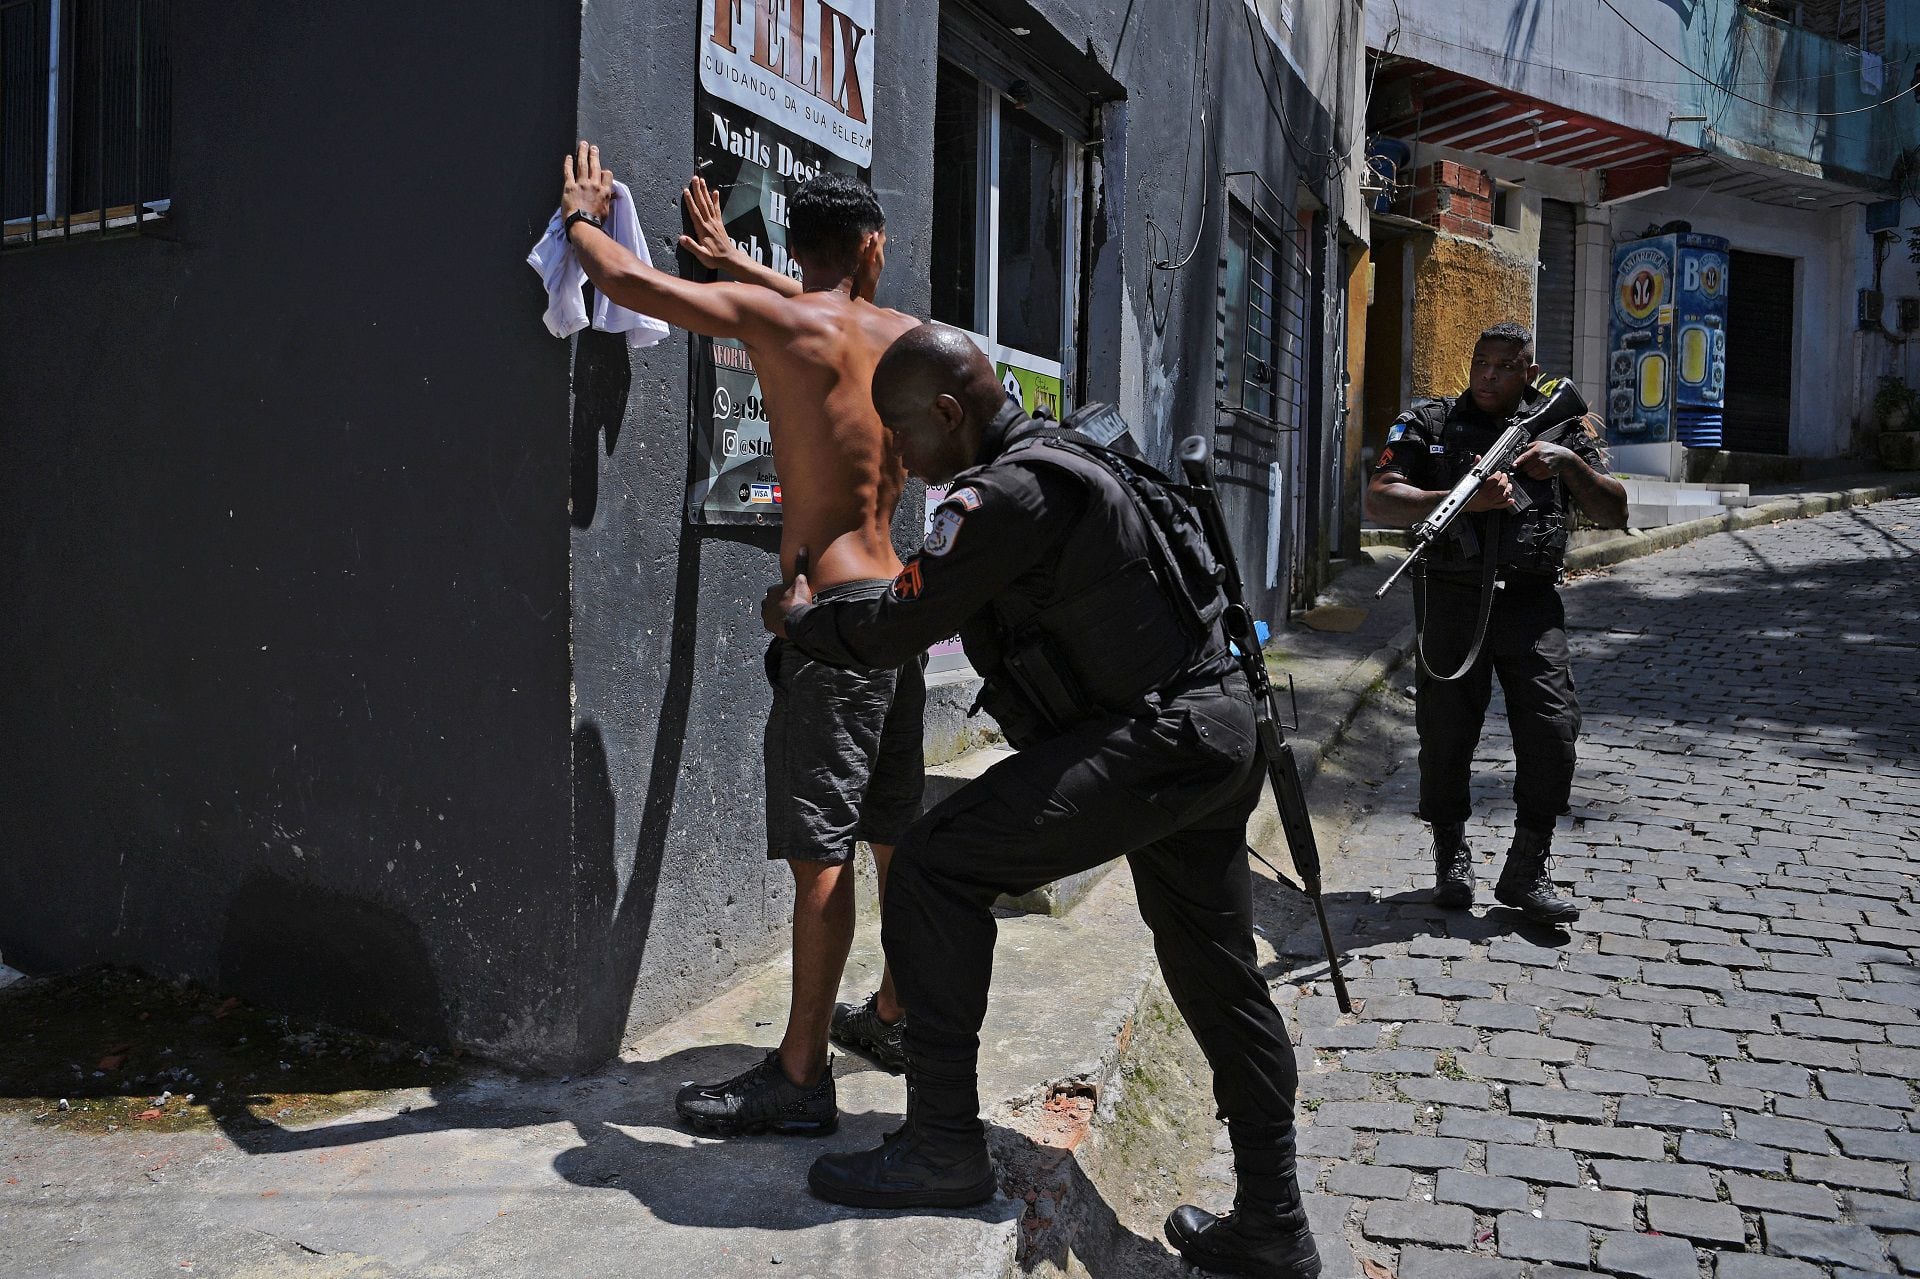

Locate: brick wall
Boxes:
[1407,159,1493,240]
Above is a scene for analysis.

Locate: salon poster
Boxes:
[686,0,877,524]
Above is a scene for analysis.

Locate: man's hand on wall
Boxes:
[562,141,616,222]
[679,176,736,269]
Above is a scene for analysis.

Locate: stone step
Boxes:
[1628,501,1727,528]
[927,735,1293,918]
[1620,477,1752,509]
[926,744,1116,916]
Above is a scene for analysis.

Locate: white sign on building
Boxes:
[698,0,876,168]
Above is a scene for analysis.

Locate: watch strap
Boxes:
[564,210,606,236]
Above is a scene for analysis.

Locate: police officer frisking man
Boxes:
[763,323,1320,1279]
[1365,322,1627,924]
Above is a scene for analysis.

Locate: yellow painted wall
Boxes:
[1410,235,1536,399]
[1341,243,1370,558]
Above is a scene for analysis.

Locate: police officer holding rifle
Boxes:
[1366,322,1627,924]
[764,322,1321,1278]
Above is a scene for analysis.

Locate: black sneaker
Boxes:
[807,1119,996,1209]
[674,1050,837,1137]
[1165,1199,1322,1278]
[830,993,909,1074]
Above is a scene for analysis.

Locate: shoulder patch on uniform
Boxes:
[922,507,965,557]
[1386,423,1406,443]
[890,561,923,601]
[1378,446,1397,468]
[944,486,983,512]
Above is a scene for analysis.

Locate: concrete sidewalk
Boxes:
[3,470,1912,1279]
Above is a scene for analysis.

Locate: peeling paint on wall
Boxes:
[1411,234,1536,399]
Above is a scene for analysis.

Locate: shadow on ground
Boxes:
[0,965,461,1136]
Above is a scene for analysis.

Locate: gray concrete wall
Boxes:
[1,0,1358,1070]
[0,3,585,1065]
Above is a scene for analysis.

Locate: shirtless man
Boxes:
[561,142,919,1133]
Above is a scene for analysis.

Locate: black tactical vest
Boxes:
[1417,396,1576,580]
[973,426,1232,745]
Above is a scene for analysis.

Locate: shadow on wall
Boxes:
[569,459,715,1065]
[571,328,633,531]
[218,871,453,1046]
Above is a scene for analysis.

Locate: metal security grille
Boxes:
[1535,199,1578,381]
[2,0,170,248]
[1216,195,1315,615]
[1724,249,1795,455]
[1218,198,1309,434]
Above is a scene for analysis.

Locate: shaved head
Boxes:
[870,323,1009,485]
[873,323,1006,422]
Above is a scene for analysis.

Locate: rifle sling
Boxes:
[1412,510,1501,683]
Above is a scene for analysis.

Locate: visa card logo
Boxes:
[749,483,775,504]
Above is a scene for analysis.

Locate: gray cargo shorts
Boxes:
[764,579,927,864]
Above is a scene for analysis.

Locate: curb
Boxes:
[1566,481,1911,573]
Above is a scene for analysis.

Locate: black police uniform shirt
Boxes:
[1371,389,1605,581]
[784,402,1087,679]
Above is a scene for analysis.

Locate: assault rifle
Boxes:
[1178,434,1353,1014]
[1374,377,1592,600]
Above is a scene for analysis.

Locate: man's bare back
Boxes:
[741,292,917,589]
[559,146,915,591]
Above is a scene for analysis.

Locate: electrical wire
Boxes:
[1240,0,1349,169]
[1597,0,1917,118]
[1147,0,1213,275]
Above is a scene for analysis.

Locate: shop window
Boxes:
[2,0,172,248]
[928,51,1082,400]
[1217,197,1310,431]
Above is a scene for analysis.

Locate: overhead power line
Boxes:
[1597,0,1917,119]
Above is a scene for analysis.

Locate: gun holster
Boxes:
[999,628,1091,739]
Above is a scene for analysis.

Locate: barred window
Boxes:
[1217,196,1309,431]
[3,0,171,248]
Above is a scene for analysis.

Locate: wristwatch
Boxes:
[564,210,605,238]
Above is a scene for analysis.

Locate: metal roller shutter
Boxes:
[1535,200,1578,381]
[1724,250,1794,455]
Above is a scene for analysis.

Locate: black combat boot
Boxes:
[807,1082,996,1209]
[1430,820,1474,910]
[1165,1193,1321,1278]
[1494,825,1581,924]
[674,1050,837,1137]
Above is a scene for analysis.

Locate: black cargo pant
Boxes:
[1414,575,1580,836]
[882,673,1301,1197]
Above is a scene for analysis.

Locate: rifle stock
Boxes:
[1177,436,1353,1013]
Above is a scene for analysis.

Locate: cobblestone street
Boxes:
[1278,499,1920,1279]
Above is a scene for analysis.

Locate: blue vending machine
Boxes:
[1605,232,1730,477]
